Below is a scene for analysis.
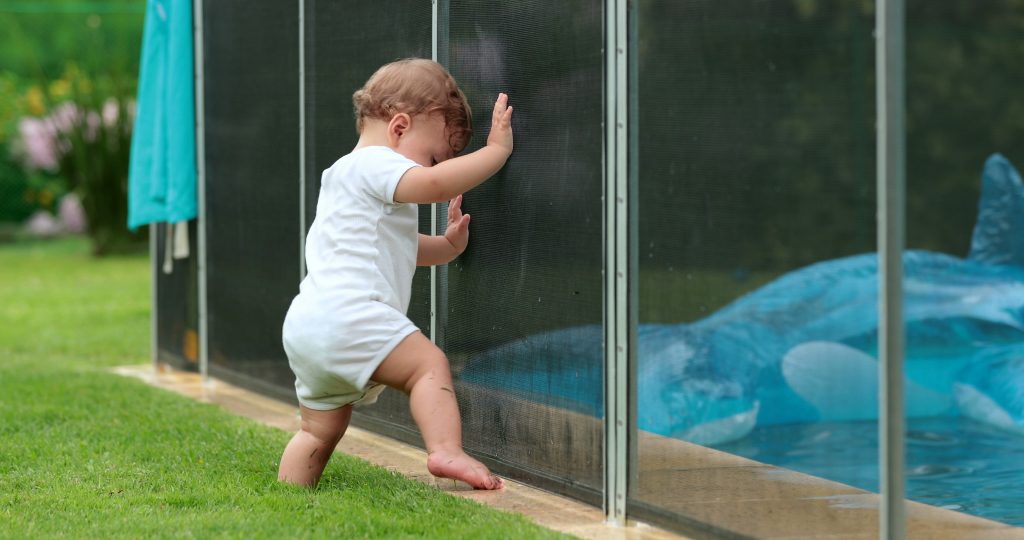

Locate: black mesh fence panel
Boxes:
[203,1,300,401]
[191,0,606,506]
[302,0,433,442]
[155,221,199,370]
[443,0,605,499]
[906,2,1024,254]
[631,1,878,534]
[901,1,1024,526]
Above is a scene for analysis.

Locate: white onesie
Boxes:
[282,146,421,410]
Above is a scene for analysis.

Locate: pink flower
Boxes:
[12,98,134,174]
[58,193,87,233]
[102,98,119,127]
[15,117,59,172]
[49,102,80,133]
[85,110,101,142]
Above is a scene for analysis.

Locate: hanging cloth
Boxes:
[127,0,197,231]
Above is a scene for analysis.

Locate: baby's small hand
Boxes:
[486,93,513,156]
[444,194,471,255]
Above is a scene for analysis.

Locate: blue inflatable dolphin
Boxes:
[462,154,1024,445]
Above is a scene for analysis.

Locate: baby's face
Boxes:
[395,111,456,168]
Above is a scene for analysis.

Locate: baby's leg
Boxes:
[278,404,352,487]
[371,331,503,490]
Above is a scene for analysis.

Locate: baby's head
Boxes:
[353,58,472,154]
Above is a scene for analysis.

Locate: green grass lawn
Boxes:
[0,236,568,539]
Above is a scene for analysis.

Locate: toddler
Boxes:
[278,58,513,490]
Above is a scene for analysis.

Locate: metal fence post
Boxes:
[299,0,307,280]
[877,0,906,538]
[431,0,450,347]
[193,0,209,385]
[604,0,629,525]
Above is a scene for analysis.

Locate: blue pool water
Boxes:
[714,416,1024,526]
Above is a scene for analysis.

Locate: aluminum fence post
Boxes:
[877,0,907,538]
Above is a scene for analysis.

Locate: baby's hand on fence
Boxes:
[445,194,471,255]
[486,93,513,156]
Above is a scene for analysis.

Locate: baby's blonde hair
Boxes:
[353,58,473,153]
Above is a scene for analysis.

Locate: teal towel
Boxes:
[128,0,196,229]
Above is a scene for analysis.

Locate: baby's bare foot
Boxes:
[427,450,504,490]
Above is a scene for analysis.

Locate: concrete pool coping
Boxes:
[115,364,1024,539]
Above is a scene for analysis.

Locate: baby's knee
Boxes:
[299,424,343,449]
[298,406,351,447]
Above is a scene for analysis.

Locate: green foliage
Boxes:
[0,74,37,223]
[0,0,145,81]
[0,71,75,222]
[0,1,146,252]
[0,238,567,540]
[3,67,144,251]
[0,72,25,142]
[54,66,145,254]
[0,155,33,223]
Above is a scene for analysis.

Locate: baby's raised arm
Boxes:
[394,93,514,204]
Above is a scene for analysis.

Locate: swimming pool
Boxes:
[714,416,1024,526]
